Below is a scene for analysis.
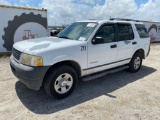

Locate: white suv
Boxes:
[10,20,150,99]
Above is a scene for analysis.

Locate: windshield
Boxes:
[57,22,98,41]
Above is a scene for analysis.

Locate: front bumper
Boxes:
[10,55,50,90]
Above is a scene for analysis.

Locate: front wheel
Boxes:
[44,65,78,99]
[128,53,142,73]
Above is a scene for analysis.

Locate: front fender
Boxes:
[48,54,74,65]
[44,54,84,76]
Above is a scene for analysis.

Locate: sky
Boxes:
[0,0,159,26]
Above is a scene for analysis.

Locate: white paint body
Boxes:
[13,20,150,77]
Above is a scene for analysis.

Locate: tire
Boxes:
[2,12,47,51]
[128,53,142,73]
[44,65,78,99]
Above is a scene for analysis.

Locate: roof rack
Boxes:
[110,18,140,22]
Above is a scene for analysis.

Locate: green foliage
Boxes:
[55,27,65,32]
[0,53,11,58]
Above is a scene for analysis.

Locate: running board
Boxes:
[82,66,129,82]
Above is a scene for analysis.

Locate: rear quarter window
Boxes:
[135,24,149,38]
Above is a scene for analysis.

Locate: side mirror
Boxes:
[92,37,104,45]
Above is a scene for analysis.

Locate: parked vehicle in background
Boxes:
[10,19,150,99]
[49,29,59,36]
[48,27,65,37]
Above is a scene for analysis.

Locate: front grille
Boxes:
[13,48,22,61]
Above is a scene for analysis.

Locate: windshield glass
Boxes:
[57,22,98,41]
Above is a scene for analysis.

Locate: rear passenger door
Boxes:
[116,23,137,64]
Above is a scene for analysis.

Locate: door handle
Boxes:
[110,44,117,48]
[132,42,137,45]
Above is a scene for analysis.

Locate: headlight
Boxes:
[20,53,43,66]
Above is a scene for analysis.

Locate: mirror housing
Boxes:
[92,37,104,45]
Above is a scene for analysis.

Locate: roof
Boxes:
[77,19,143,24]
[110,18,160,24]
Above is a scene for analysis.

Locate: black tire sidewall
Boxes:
[129,53,142,73]
[45,65,78,99]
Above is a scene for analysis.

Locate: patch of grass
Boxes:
[0,52,11,58]
[0,54,9,58]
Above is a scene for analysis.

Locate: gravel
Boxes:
[0,44,160,120]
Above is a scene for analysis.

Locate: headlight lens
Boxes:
[21,53,43,66]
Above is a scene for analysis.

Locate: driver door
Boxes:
[87,23,118,74]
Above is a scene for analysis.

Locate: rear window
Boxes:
[135,24,149,38]
[117,23,134,41]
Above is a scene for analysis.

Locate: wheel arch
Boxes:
[44,60,82,81]
[133,48,145,59]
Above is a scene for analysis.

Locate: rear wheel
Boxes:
[44,65,78,99]
[128,53,142,73]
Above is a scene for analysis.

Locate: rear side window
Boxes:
[135,24,149,38]
[117,23,134,41]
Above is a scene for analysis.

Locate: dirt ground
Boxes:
[0,44,160,120]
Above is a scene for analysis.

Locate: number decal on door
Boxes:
[81,46,86,51]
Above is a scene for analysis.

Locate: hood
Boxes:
[13,37,83,54]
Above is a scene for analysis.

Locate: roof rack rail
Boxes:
[110,18,140,22]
